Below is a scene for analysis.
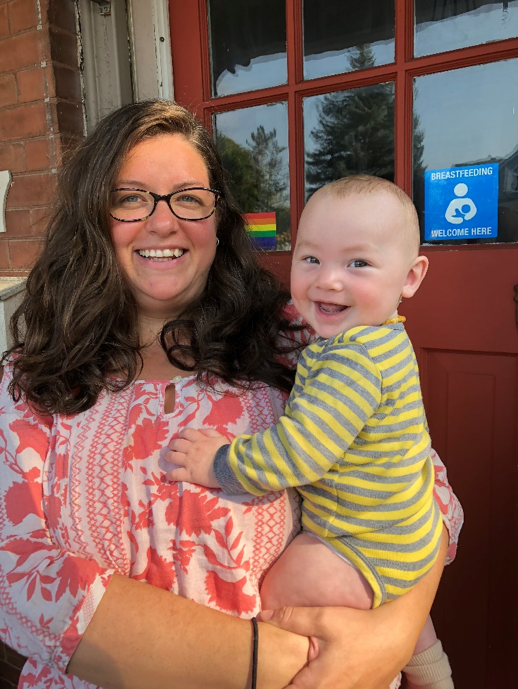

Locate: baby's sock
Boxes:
[402,639,454,689]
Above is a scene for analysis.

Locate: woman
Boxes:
[0,100,462,689]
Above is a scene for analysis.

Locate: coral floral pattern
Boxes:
[0,313,463,689]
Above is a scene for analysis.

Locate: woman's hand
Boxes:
[259,605,407,689]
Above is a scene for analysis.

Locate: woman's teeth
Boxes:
[137,248,184,260]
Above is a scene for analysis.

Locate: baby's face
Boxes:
[291,191,420,339]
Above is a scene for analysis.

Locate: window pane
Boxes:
[304,75,395,199]
[303,0,394,80]
[414,0,518,58]
[213,103,291,251]
[413,59,518,245]
[208,0,287,97]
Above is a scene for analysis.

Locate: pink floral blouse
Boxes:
[0,327,463,689]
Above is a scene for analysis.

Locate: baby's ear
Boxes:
[401,255,428,299]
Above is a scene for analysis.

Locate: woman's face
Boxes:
[109,133,218,320]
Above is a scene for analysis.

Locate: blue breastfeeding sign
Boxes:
[424,163,499,241]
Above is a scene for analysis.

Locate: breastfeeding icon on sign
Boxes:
[445,183,477,224]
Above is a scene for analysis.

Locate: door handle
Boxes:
[515,285,518,329]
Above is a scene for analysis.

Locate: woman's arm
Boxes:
[259,526,448,689]
[0,366,115,667]
[68,573,309,689]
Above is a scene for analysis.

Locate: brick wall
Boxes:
[0,0,84,276]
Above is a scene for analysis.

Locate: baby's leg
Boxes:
[404,618,454,689]
[261,532,374,611]
[261,533,453,689]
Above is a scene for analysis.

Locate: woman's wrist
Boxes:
[257,618,309,687]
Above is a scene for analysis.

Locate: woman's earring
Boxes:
[216,238,220,247]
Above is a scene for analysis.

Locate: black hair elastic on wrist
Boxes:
[251,616,259,689]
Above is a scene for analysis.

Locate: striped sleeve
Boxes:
[225,342,382,496]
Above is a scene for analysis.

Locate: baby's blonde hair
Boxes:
[312,175,420,256]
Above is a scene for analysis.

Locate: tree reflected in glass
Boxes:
[214,105,291,251]
[304,47,397,198]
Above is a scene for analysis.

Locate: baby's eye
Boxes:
[349,259,368,268]
[303,256,319,264]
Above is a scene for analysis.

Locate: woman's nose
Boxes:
[146,198,181,235]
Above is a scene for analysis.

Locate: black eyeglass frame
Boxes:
[109,186,222,222]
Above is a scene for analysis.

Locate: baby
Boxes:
[167,175,454,688]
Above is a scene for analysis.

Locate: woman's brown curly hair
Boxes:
[4,100,304,414]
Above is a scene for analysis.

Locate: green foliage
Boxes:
[306,44,425,199]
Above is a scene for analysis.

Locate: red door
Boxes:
[403,245,518,688]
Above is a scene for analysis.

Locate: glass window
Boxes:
[303,0,395,80]
[413,58,518,245]
[213,103,291,251]
[414,0,518,58]
[304,73,395,199]
[208,0,287,97]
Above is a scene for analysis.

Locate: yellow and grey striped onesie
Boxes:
[214,323,443,607]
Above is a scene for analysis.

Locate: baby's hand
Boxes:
[165,428,228,488]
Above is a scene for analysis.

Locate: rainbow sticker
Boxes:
[244,212,276,250]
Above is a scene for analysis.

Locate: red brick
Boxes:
[0,102,47,141]
[0,240,8,270]
[30,205,52,234]
[44,63,55,97]
[9,238,43,268]
[8,0,39,34]
[47,0,76,33]
[0,4,9,40]
[25,137,51,170]
[6,207,49,236]
[0,31,43,72]
[6,171,56,208]
[0,142,25,172]
[5,209,31,235]
[0,74,17,107]
[53,64,80,101]
[52,100,83,135]
[54,133,82,165]
[17,67,47,103]
[49,26,78,68]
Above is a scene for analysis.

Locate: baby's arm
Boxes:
[166,428,228,488]
[167,343,381,495]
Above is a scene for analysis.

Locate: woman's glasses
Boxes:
[109,187,221,222]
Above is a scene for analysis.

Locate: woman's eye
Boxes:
[113,191,148,207]
[176,194,202,205]
[349,259,368,268]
